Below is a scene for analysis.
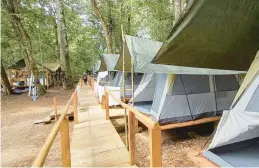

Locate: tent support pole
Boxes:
[121,25,129,150]
[130,48,138,133]
[149,127,162,167]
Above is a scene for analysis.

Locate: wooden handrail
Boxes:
[105,90,159,129]
[32,83,80,167]
[32,92,75,167]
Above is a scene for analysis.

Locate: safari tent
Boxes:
[94,54,142,105]
[202,52,259,167]
[115,35,245,124]
[6,58,57,88]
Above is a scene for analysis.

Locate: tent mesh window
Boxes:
[215,75,239,113]
[158,74,239,124]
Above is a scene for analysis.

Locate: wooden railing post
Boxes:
[60,117,71,167]
[73,91,78,124]
[149,127,162,167]
[53,97,58,122]
[105,91,110,120]
[128,111,135,165]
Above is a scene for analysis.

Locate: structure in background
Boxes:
[6,58,62,93]
[92,54,142,106]
[202,51,259,167]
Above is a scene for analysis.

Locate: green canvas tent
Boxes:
[153,0,259,71]
[114,35,246,74]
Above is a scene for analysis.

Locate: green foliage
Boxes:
[2,0,178,75]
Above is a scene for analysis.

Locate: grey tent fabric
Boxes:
[115,35,163,71]
[153,0,259,71]
[101,54,120,71]
[203,138,259,167]
[203,56,259,167]
[132,73,239,124]
[114,35,246,74]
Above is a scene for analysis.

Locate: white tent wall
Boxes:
[135,73,239,124]
[202,53,259,167]
[232,51,259,106]
[208,76,259,149]
[133,73,156,102]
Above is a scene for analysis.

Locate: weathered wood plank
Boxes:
[71,85,134,167]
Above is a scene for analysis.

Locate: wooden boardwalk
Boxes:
[71,85,132,167]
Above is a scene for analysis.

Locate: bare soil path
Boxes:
[1,87,74,167]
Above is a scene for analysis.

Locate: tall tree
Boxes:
[56,0,73,89]
[2,0,46,96]
[91,0,113,53]
[1,61,12,94]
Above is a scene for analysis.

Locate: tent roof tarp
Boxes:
[7,58,52,72]
[153,0,259,71]
[43,63,61,71]
[101,54,120,71]
[7,59,26,70]
[115,35,246,75]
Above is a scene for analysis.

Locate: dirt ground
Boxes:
[1,87,74,167]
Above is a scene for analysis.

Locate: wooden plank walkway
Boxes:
[71,85,132,167]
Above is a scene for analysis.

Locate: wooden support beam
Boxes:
[160,116,221,130]
[73,91,78,124]
[128,111,136,165]
[53,97,58,122]
[105,91,110,120]
[149,127,162,167]
[106,90,159,129]
[60,117,71,167]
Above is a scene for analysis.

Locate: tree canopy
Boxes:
[2,0,185,76]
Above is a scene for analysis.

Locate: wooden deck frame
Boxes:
[105,90,221,167]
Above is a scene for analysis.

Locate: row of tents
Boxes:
[90,0,259,166]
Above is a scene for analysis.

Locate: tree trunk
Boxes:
[50,3,60,61]
[56,0,73,89]
[91,0,113,53]
[1,62,12,94]
[2,0,46,96]
[174,0,181,25]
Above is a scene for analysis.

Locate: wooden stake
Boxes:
[73,91,78,124]
[53,97,58,122]
[149,127,162,167]
[105,91,110,120]
[60,117,71,167]
[128,111,135,165]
